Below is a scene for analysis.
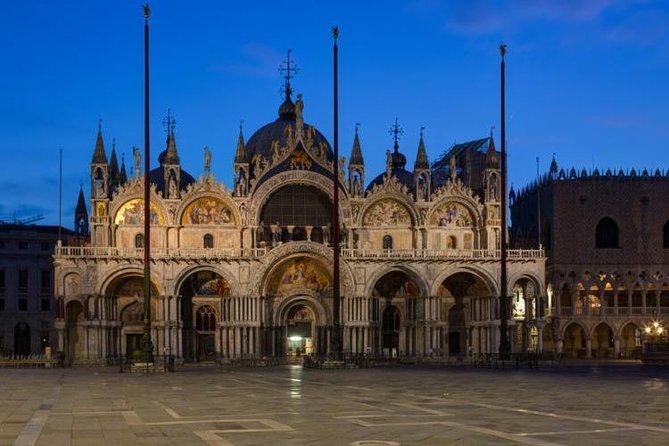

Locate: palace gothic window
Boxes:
[203,234,214,249]
[595,217,618,248]
[664,221,669,248]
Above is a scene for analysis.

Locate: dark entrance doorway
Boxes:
[14,323,30,355]
[197,335,215,361]
[126,334,142,359]
[382,305,400,358]
[448,331,461,355]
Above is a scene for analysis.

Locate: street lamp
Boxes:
[644,320,666,341]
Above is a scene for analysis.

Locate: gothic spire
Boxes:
[413,127,429,170]
[162,109,180,165]
[109,139,120,182]
[75,183,87,216]
[119,153,128,184]
[349,124,364,165]
[486,127,500,168]
[234,121,247,163]
[550,153,558,175]
[91,119,107,163]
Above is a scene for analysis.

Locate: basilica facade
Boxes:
[53,84,544,365]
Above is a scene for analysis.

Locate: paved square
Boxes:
[1,364,668,445]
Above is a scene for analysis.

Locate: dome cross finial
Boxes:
[162,108,176,137]
[278,49,298,100]
[388,118,404,152]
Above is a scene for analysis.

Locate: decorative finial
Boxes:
[388,118,404,151]
[420,126,425,138]
[332,26,339,41]
[499,43,507,58]
[278,49,298,99]
[112,138,116,150]
[239,119,244,133]
[98,118,102,132]
[143,4,151,19]
[355,123,360,135]
[162,108,176,136]
[490,125,495,138]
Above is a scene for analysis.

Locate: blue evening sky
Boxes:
[1,1,668,227]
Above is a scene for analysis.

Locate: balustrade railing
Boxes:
[557,306,665,317]
[55,245,544,261]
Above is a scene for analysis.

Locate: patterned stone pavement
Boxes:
[1,363,668,445]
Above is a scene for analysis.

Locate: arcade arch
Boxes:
[176,269,231,362]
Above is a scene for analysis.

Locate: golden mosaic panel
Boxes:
[181,197,235,225]
[114,199,164,225]
[429,202,474,227]
[267,257,332,297]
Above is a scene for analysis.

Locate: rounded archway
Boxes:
[106,275,160,360]
[177,270,232,362]
[438,271,492,356]
[285,303,316,360]
[371,270,421,356]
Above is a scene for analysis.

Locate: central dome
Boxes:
[245,96,334,162]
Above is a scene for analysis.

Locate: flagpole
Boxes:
[141,3,154,363]
[331,26,342,359]
[58,147,63,242]
[498,43,511,360]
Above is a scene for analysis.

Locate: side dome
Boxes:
[366,142,413,193]
[148,150,197,193]
[367,168,415,193]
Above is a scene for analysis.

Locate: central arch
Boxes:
[265,254,333,358]
[258,184,333,245]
